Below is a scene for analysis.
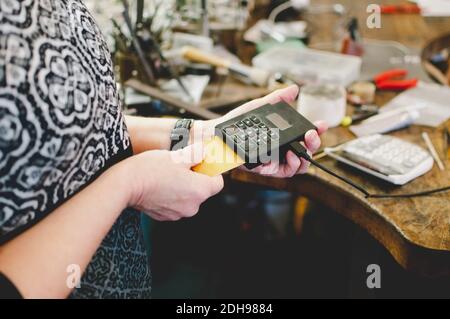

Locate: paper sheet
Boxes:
[381,82,450,127]
[244,19,308,43]
[413,0,450,17]
[160,75,210,104]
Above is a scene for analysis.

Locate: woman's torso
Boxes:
[0,0,151,298]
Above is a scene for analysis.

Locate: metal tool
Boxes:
[136,0,144,27]
[121,0,156,85]
[200,0,209,37]
[380,4,421,14]
[181,46,271,87]
[444,128,449,160]
[373,69,418,91]
[122,0,193,102]
[147,35,194,102]
[422,132,445,171]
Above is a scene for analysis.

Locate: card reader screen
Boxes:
[266,113,292,131]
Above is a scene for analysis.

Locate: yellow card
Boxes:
[192,136,245,176]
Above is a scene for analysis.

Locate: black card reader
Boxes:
[211,102,450,199]
[215,102,317,169]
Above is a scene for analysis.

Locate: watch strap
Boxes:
[170,119,194,151]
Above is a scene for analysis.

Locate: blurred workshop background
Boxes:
[84,0,450,298]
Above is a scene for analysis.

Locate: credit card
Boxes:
[192,136,245,176]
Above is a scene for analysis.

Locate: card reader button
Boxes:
[250,116,261,124]
[248,141,257,151]
[236,121,246,129]
[261,134,269,143]
[268,130,279,139]
[236,131,247,141]
[243,118,253,127]
[246,127,257,138]
[244,140,257,151]
[255,136,265,146]
[223,125,238,136]
[254,127,262,136]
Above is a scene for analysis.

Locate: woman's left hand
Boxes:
[193,85,328,178]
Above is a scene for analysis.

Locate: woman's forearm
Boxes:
[0,115,215,298]
[125,116,214,153]
[0,164,131,298]
[125,116,177,153]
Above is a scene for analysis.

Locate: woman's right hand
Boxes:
[119,143,224,221]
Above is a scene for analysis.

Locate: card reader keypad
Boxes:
[222,115,279,154]
[215,102,317,169]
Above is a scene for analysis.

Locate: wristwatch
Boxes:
[170,119,194,151]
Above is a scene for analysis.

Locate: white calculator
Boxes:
[324,134,434,185]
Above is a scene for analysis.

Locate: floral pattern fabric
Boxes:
[0,0,151,298]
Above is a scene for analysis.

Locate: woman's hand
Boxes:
[192,85,328,178]
[120,143,224,221]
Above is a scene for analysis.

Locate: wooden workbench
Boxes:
[232,0,450,277]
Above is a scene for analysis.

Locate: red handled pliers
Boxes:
[373,69,418,91]
[380,4,421,14]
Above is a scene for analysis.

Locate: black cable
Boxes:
[289,142,450,199]
[367,186,450,198]
[307,157,371,197]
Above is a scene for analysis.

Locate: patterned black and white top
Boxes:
[0,0,151,298]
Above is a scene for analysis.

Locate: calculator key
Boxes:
[411,154,423,163]
[402,160,416,168]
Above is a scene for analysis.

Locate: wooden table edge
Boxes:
[230,170,450,278]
